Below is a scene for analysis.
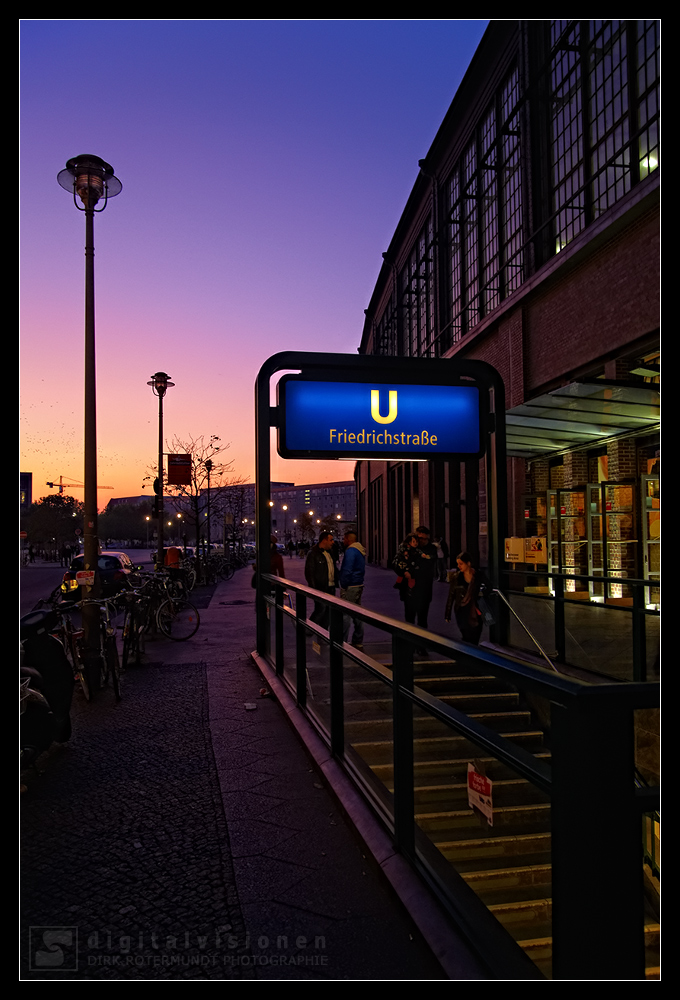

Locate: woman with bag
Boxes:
[445,552,484,645]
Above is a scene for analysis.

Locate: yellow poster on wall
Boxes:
[525,537,548,563]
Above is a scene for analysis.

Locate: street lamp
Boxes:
[205,458,213,555]
[57,154,121,672]
[147,371,174,568]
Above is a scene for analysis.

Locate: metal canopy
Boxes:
[505,381,660,458]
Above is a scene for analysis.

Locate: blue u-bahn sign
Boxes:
[278,377,483,460]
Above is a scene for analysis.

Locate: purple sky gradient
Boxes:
[20,19,488,506]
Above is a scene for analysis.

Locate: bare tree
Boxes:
[294,510,317,541]
[216,483,254,554]
[144,434,247,556]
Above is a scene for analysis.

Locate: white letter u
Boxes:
[371,389,398,424]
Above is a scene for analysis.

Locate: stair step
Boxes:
[466,877,553,907]
[409,779,550,809]
[346,711,533,741]
[344,692,521,716]
[351,731,547,766]
[370,754,551,786]
[489,897,552,927]
[514,935,553,977]
[438,832,552,864]
[417,802,551,837]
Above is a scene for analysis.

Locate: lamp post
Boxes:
[147,371,174,569]
[57,154,121,671]
[205,459,213,555]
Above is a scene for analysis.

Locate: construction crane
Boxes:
[46,476,114,494]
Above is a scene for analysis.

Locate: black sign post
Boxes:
[255,351,507,659]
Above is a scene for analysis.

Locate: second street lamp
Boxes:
[147,371,174,569]
[205,458,213,557]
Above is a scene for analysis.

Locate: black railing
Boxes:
[500,569,660,682]
[255,573,659,980]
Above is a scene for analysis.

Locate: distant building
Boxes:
[223,480,357,542]
[108,496,151,507]
[20,472,32,509]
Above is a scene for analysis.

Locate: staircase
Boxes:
[305,642,660,979]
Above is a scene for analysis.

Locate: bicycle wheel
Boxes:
[156,598,200,640]
[219,561,234,581]
[80,656,102,701]
[71,637,93,701]
[105,634,122,701]
[122,609,139,670]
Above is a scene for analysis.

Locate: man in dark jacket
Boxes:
[414,525,437,630]
[339,529,366,648]
[304,530,336,627]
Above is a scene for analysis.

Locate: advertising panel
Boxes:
[278,378,482,460]
[167,454,192,486]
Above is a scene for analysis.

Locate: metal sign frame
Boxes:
[255,351,508,655]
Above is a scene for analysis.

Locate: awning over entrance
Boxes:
[505,381,660,458]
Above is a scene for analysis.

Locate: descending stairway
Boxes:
[304,642,660,979]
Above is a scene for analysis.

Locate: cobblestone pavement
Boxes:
[21,661,254,980]
[20,568,461,981]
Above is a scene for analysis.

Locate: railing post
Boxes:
[329,602,344,756]
[274,584,284,676]
[551,696,644,980]
[632,582,647,682]
[554,573,566,662]
[296,592,307,707]
[392,635,415,858]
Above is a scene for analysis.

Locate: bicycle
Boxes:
[156,596,200,640]
[30,589,122,702]
[120,573,201,664]
[74,597,122,702]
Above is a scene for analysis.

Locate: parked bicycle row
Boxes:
[20,565,210,770]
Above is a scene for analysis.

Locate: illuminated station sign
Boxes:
[278,378,483,460]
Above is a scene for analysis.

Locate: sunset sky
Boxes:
[20,19,488,507]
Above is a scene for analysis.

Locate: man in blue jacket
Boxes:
[339,529,366,649]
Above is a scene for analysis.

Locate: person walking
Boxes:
[392,533,423,626]
[445,551,484,645]
[339,529,366,649]
[304,530,336,627]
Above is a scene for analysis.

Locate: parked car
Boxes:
[61,551,134,597]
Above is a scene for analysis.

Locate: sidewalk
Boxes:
[21,565,486,981]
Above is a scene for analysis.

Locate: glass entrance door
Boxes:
[641,475,660,609]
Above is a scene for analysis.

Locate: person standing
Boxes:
[270,535,285,578]
[304,530,336,627]
[414,526,437,629]
[445,552,484,645]
[392,533,422,626]
[339,529,366,649]
[434,536,449,582]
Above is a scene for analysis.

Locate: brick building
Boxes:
[355,21,659,610]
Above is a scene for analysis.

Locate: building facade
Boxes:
[355,21,659,612]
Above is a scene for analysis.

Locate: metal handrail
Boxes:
[490,586,559,673]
